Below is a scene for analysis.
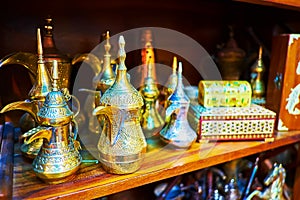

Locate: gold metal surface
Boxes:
[0,28,52,158]
[72,53,102,77]
[29,28,53,100]
[159,62,197,148]
[42,17,72,89]
[161,56,178,108]
[250,46,266,105]
[93,31,116,96]
[78,31,113,134]
[140,30,157,85]
[23,60,82,184]
[0,51,37,83]
[246,163,287,200]
[93,35,147,174]
[217,27,245,80]
[0,17,100,90]
[139,56,164,138]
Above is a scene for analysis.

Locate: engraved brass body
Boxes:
[23,61,81,184]
[159,62,197,148]
[93,36,147,174]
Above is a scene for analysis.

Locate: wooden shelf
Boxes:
[234,0,300,10]
[10,126,300,199]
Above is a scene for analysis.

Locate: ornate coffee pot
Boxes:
[217,26,246,80]
[93,31,116,98]
[79,31,116,134]
[0,28,52,158]
[0,17,101,90]
[93,35,147,174]
[159,62,197,148]
[140,30,157,86]
[250,46,266,105]
[139,57,164,138]
[22,60,82,184]
[161,56,178,108]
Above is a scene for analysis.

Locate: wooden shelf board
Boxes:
[12,130,300,199]
[234,0,300,10]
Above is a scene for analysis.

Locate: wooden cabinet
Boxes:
[1,0,300,199]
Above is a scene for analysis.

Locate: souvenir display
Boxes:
[93,35,147,174]
[1,13,299,200]
[159,62,197,148]
[198,80,252,107]
[266,34,300,131]
[22,60,82,184]
[188,103,276,141]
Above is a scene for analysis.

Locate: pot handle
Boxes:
[61,88,81,117]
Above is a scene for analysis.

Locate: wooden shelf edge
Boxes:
[233,0,300,11]
[15,131,300,199]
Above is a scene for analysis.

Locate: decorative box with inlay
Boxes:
[188,103,276,142]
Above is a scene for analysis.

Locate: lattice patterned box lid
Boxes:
[188,103,276,141]
[198,80,252,107]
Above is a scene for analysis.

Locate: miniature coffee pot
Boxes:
[22,60,82,184]
[161,56,178,108]
[159,62,197,148]
[79,31,116,134]
[139,56,164,138]
[250,46,266,105]
[93,35,147,174]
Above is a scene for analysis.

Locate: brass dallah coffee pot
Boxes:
[79,31,116,134]
[250,46,266,105]
[159,62,197,148]
[93,35,147,174]
[0,17,101,90]
[0,28,52,158]
[93,31,116,97]
[161,56,178,108]
[23,60,82,184]
[217,26,245,80]
[139,56,164,138]
[140,30,157,85]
